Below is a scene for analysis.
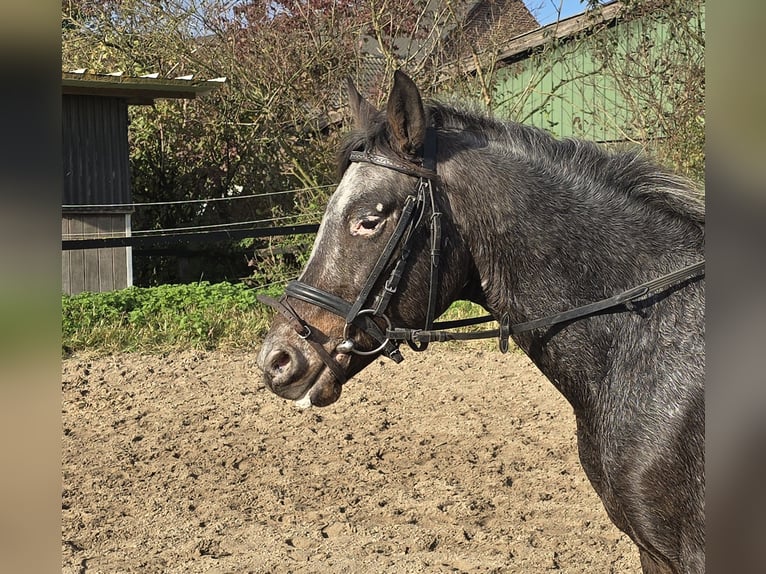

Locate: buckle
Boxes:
[298,324,312,340]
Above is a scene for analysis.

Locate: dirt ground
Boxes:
[62,344,641,573]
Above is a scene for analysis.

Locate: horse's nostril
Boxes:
[269,350,292,375]
[259,343,308,391]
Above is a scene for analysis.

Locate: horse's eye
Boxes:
[350,215,384,237]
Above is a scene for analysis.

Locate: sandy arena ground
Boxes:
[62,345,641,573]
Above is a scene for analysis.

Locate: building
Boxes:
[61,71,224,294]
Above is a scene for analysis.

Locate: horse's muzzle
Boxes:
[256,327,345,407]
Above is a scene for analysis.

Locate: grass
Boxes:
[434,299,519,353]
[62,282,280,356]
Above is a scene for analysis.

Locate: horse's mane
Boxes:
[338,101,705,227]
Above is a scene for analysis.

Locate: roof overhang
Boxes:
[492,1,623,65]
[447,0,624,76]
[62,71,225,105]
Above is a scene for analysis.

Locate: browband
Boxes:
[349,150,438,180]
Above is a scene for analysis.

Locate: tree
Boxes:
[61,0,498,284]
[62,0,704,286]
[587,0,705,179]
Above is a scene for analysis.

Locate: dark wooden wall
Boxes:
[62,95,131,208]
[62,93,134,294]
[62,214,131,295]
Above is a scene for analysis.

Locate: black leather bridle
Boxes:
[257,127,441,376]
[258,127,706,384]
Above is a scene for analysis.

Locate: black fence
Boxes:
[61,223,320,251]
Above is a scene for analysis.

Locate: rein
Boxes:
[258,128,706,379]
[387,260,706,350]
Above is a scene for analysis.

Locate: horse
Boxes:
[256,71,705,573]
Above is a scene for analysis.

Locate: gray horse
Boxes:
[257,71,705,573]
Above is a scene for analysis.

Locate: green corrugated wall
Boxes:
[492,4,705,142]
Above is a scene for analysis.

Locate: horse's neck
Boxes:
[446,157,697,410]
[453,170,631,312]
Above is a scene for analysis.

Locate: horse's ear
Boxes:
[386,70,426,158]
[346,77,378,129]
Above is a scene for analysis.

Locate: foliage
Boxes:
[61,0,705,293]
[588,0,705,181]
[488,0,705,182]
[61,0,487,286]
[62,281,282,354]
[62,0,352,285]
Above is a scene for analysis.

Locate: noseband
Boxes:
[258,127,706,383]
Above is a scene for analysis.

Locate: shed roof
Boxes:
[62,70,226,105]
[451,0,623,75]
[492,1,623,65]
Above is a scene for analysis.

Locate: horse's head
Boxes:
[256,71,470,407]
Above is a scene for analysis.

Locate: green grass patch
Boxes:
[436,299,518,352]
[62,282,283,356]
[438,299,487,323]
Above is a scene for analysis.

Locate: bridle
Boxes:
[257,127,706,384]
[257,127,441,378]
